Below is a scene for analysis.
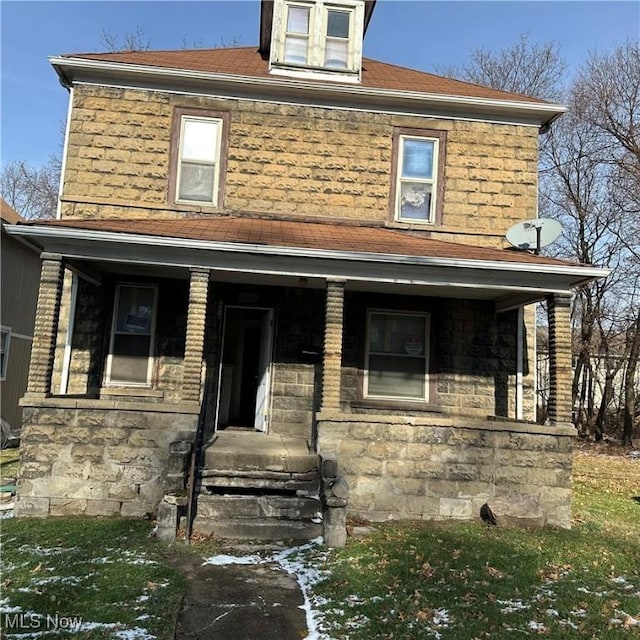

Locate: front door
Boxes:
[217,307,274,432]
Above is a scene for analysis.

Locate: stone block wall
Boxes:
[341,294,533,420]
[270,363,317,440]
[317,412,574,528]
[15,399,199,517]
[61,85,539,247]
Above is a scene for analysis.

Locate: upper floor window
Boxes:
[272,1,364,80]
[169,108,229,208]
[391,129,446,225]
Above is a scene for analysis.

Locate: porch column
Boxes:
[321,279,345,411]
[547,293,573,425]
[182,268,210,402]
[25,253,64,397]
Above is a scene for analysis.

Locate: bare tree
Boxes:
[100,27,151,52]
[571,42,640,446]
[436,33,567,101]
[1,157,60,220]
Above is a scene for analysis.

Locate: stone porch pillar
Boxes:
[25,253,64,398]
[547,293,573,425]
[182,268,210,402]
[321,279,345,411]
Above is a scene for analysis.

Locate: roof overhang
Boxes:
[49,56,566,128]
[5,223,609,311]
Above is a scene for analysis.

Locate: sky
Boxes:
[1,0,639,167]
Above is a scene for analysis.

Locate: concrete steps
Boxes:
[191,431,321,542]
[192,493,322,541]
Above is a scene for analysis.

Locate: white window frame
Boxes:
[272,0,364,79]
[0,327,11,381]
[175,115,223,206]
[395,135,440,225]
[105,284,158,387]
[364,310,431,402]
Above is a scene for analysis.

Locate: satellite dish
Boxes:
[506,218,562,254]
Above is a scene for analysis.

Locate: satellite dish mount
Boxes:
[505,218,562,255]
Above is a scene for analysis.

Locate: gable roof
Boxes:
[56,46,549,106]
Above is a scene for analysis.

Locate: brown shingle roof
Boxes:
[62,47,548,105]
[0,198,24,224]
[29,215,574,267]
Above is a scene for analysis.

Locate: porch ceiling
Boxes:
[6,216,608,308]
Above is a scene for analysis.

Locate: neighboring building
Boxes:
[0,199,40,447]
[6,0,607,536]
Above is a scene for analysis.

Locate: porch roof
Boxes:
[6,216,608,310]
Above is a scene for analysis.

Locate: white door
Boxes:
[254,309,274,432]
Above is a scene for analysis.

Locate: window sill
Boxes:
[100,387,165,402]
[351,399,442,413]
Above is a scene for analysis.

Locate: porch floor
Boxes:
[202,431,317,475]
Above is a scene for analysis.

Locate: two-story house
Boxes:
[6,0,607,539]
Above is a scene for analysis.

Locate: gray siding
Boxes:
[1,228,40,433]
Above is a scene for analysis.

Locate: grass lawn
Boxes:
[0,518,185,639]
[0,444,638,639]
[308,445,640,639]
[0,448,20,482]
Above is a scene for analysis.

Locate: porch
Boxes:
[7,216,607,533]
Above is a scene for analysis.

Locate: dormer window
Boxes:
[271,0,364,81]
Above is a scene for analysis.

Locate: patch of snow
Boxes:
[113,626,156,640]
[270,537,331,640]
[546,608,559,617]
[571,608,587,618]
[497,599,529,614]
[203,553,263,566]
[432,608,450,625]
[528,621,546,632]
[0,597,22,612]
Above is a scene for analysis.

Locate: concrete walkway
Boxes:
[172,550,310,640]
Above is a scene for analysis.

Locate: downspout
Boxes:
[56,86,74,220]
[516,306,524,420]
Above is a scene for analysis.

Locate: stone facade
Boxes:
[317,412,574,528]
[15,398,199,517]
[61,85,538,248]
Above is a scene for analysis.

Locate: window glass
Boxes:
[402,139,434,178]
[178,163,216,202]
[182,119,218,162]
[287,5,310,33]
[115,286,154,335]
[284,36,309,64]
[324,40,348,68]
[109,285,156,385]
[327,10,350,37]
[400,183,432,220]
[367,312,428,400]
[176,115,221,204]
[368,355,426,398]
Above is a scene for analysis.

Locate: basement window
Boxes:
[365,310,430,401]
